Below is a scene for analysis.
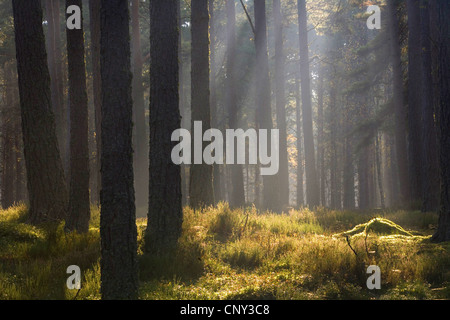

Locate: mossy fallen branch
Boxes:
[335,218,413,238]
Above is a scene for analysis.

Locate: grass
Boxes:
[0,202,449,300]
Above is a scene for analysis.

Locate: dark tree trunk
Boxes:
[387,0,411,207]
[297,0,319,208]
[420,0,439,212]
[45,0,68,176]
[273,0,289,208]
[254,0,281,212]
[100,0,138,299]
[432,0,450,243]
[1,62,16,209]
[227,0,245,208]
[131,0,148,212]
[65,0,90,233]
[406,0,423,205]
[12,0,68,224]
[189,0,214,209]
[89,0,102,205]
[146,0,183,255]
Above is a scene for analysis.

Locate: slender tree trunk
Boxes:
[432,0,450,243]
[273,0,289,209]
[295,76,304,207]
[209,0,222,205]
[420,0,439,212]
[131,0,148,212]
[317,67,325,207]
[189,0,214,209]
[375,132,385,209]
[387,0,411,207]
[12,0,68,224]
[406,0,423,206]
[146,0,183,255]
[65,0,90,233]
[89,0,101,205]
[297,0,319,208]
[227,0,245,208]
[254,0,281,212]
[343,136,355,209]
[100,0,138,299]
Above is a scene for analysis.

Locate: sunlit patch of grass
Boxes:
[1,202,448,300]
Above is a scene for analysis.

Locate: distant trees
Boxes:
[131,0,149,212]
[12,0,68,224]
[100,0,138,299]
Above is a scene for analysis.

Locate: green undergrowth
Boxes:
[0,202,449,300]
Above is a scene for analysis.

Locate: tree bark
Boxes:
[406,0,423,205]
[12,0,68,224]
[420,0,439,212]
[65,0,90,233]
[432,0,450,242]
[45,0,68,177]
[146,0,183,255]
[100,0,138,299]
[387,0,411,207]
[89,0,102,205]
[189,0,214,209]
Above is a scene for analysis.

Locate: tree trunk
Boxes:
[65,0,90,233]
[387,0,411,207]
[273,0,289,209]
[254,0,281,212]
[227,0,245,208]
[12,0,68,224]
[297,0,319,208]
[131,0,149,212]
[100,0,138,299]
[420,0,439,212]
[209,0,222,205]
[295,76,304,207]
[431,0,450,243]
[45,0,68,177]
[317,67,325,207]
[189,0,214,209]
[89,0,102,205]
[146,0,183,255]
[406,0,423,205]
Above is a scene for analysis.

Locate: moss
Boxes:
[335,218,413,238]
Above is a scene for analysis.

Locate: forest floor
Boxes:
[0,203,449,300]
